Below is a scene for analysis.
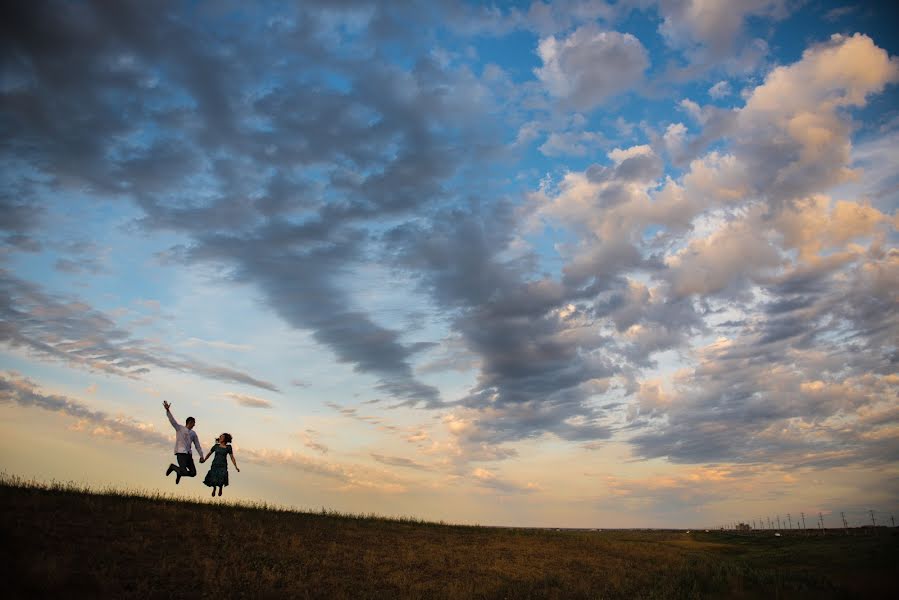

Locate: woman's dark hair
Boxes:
[221,432,233,444]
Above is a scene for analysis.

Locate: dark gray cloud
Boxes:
[0,193,43,252]
[387,200,619,445]
[0,271,278,391]
[184,229,441,406]
[1,0,514,407]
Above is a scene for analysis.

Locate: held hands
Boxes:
[199,457,205,463]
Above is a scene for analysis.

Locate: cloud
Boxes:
[658,0,786,54]
[0,173,44,252]
[300,430,329,455]
[0,1,533,407]
[662,122,689,161]
[3,1,898,484]
[387,199,620,451]
[527,34,899,470]
[225,392,274,409]
[848,127,899,208]
[243,447,412,494]
[0,372,170,448]
[733,33,899,205]
[535,25,649,111]
[771,195,889,262]
[184,338,252,352]
[629,282,899,466]
[5,0,644,451]
[438,0,623,38]
[824,5,858,21]
[471,467,539,494]
[415,334,480,375]
[370,453,433,471]
[0,271,279,392]
[708,80,731,98]
[596,465,807,517]
[539,130,607,157]
[325,401,408,434]
[664,213,783,297]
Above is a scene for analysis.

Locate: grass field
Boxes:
[1,477,896,599]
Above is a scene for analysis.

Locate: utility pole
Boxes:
[767,516,772,529]
[891,515,895,528]
[841,511,848,535]
[777,515,782,529]
[787,513,792,529]
[801,512,806,530]
[818,512,824,534]
[869,509,876,527]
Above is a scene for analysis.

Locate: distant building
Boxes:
[736,523,751,531]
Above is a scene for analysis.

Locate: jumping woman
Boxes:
[201,433,240,497]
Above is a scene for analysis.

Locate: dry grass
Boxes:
[1,475,896,599]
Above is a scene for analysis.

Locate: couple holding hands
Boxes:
[163,400,240,497]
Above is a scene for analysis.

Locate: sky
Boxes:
[1,0,897,529]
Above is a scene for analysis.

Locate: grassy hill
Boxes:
[1,478,896,599]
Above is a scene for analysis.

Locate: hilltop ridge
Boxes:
[1,479,896,599]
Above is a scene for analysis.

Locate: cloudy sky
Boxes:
[2,0,897,528]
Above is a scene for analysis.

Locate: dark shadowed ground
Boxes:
[1,479,896,599]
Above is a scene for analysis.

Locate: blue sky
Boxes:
[1,0,898,528]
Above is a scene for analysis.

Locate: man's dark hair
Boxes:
[186,416,196,425]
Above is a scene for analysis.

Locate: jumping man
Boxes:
[163,400,205,484]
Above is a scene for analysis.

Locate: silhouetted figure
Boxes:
[201,433,240,497]
[163,400,204,484]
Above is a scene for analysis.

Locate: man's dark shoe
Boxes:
[166,465,175,477]
[175,472,182,485]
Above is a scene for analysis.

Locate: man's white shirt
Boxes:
[166,410,204,456]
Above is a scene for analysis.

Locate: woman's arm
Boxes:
[230,450,240,472]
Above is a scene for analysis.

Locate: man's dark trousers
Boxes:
[171,453,197,479]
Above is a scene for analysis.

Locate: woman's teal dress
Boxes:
[203,444,232,487]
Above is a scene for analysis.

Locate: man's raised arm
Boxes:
[163,400,180,430]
